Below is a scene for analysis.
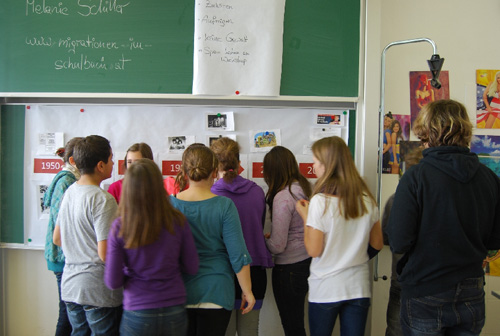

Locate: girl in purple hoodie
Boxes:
[211,137,274,336]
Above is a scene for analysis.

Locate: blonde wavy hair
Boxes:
[412,99,472,148]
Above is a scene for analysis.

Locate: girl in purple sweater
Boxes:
[105,158,199,336]
[263,146,312,336]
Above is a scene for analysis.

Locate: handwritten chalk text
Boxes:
[26,0,69,16]
[54,54,131,70]
[77,0,130,16]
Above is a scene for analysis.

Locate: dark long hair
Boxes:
[263,146,311,219]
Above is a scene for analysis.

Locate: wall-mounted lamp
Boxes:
[375,38,444,281]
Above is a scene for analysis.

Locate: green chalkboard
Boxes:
[0,0,359,96]
[1,105,25,244]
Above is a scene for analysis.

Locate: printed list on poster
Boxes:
[192,0,286,96]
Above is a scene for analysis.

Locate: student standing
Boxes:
[43,137,82,336]
[210,137,273,336]
[170,144,255,336]
[381,147,423,336]
[53,135,123,336]
[388,100,500,336]
[296,136,383,336]
[107,142,153,203]
[105,158,199,335]
[263,146,312,336]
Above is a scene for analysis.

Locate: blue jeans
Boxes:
[120,305,187,336]
[308,298,370,336]
[272,258,311,336]
[65,302,122,336]
[55,272,72,336]
[386,280,402,336]
[400,277,485,336]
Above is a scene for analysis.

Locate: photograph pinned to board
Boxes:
[315,111,346,126]
[38,184,50,220]
[206,112,235,131]
[409,71,449,125]
[470,135,500,177]
[249,129,281,152]
[206,134,237,147]
[303,127,343,154]
[37,132,64,156]
[167,135,196,153]
[476,69,500,129]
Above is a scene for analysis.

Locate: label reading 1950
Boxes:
[34,158,63,174]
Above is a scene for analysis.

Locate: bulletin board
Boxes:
[1,104,355,246]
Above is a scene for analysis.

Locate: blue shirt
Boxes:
[170,195,252,310]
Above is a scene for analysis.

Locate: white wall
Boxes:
[366,1,500,335]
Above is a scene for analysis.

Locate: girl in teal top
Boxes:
[170,144,255,336]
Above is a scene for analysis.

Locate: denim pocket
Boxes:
[402,296,443,333]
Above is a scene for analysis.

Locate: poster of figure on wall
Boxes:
[409,71,449,125]
[476,69,500,129]
[383,114,411,175]
[399,141,422,176]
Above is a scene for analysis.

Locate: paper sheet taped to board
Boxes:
[192,0,285,96]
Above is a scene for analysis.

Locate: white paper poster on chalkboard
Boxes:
[193,0,285,96]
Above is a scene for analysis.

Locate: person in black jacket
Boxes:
[387,99,500,336]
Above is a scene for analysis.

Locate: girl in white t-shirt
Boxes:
[296,136,383,336]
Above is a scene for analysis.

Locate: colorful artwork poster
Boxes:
[250,129,281,152]
[483,250,500,277]
[409,71,450,125]
[476,69,500,129]
[470,135,500,177]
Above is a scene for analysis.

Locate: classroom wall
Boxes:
[366,1,500,335]
[2,1,500,335]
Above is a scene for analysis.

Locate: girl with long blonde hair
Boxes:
[296,136,383,336]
